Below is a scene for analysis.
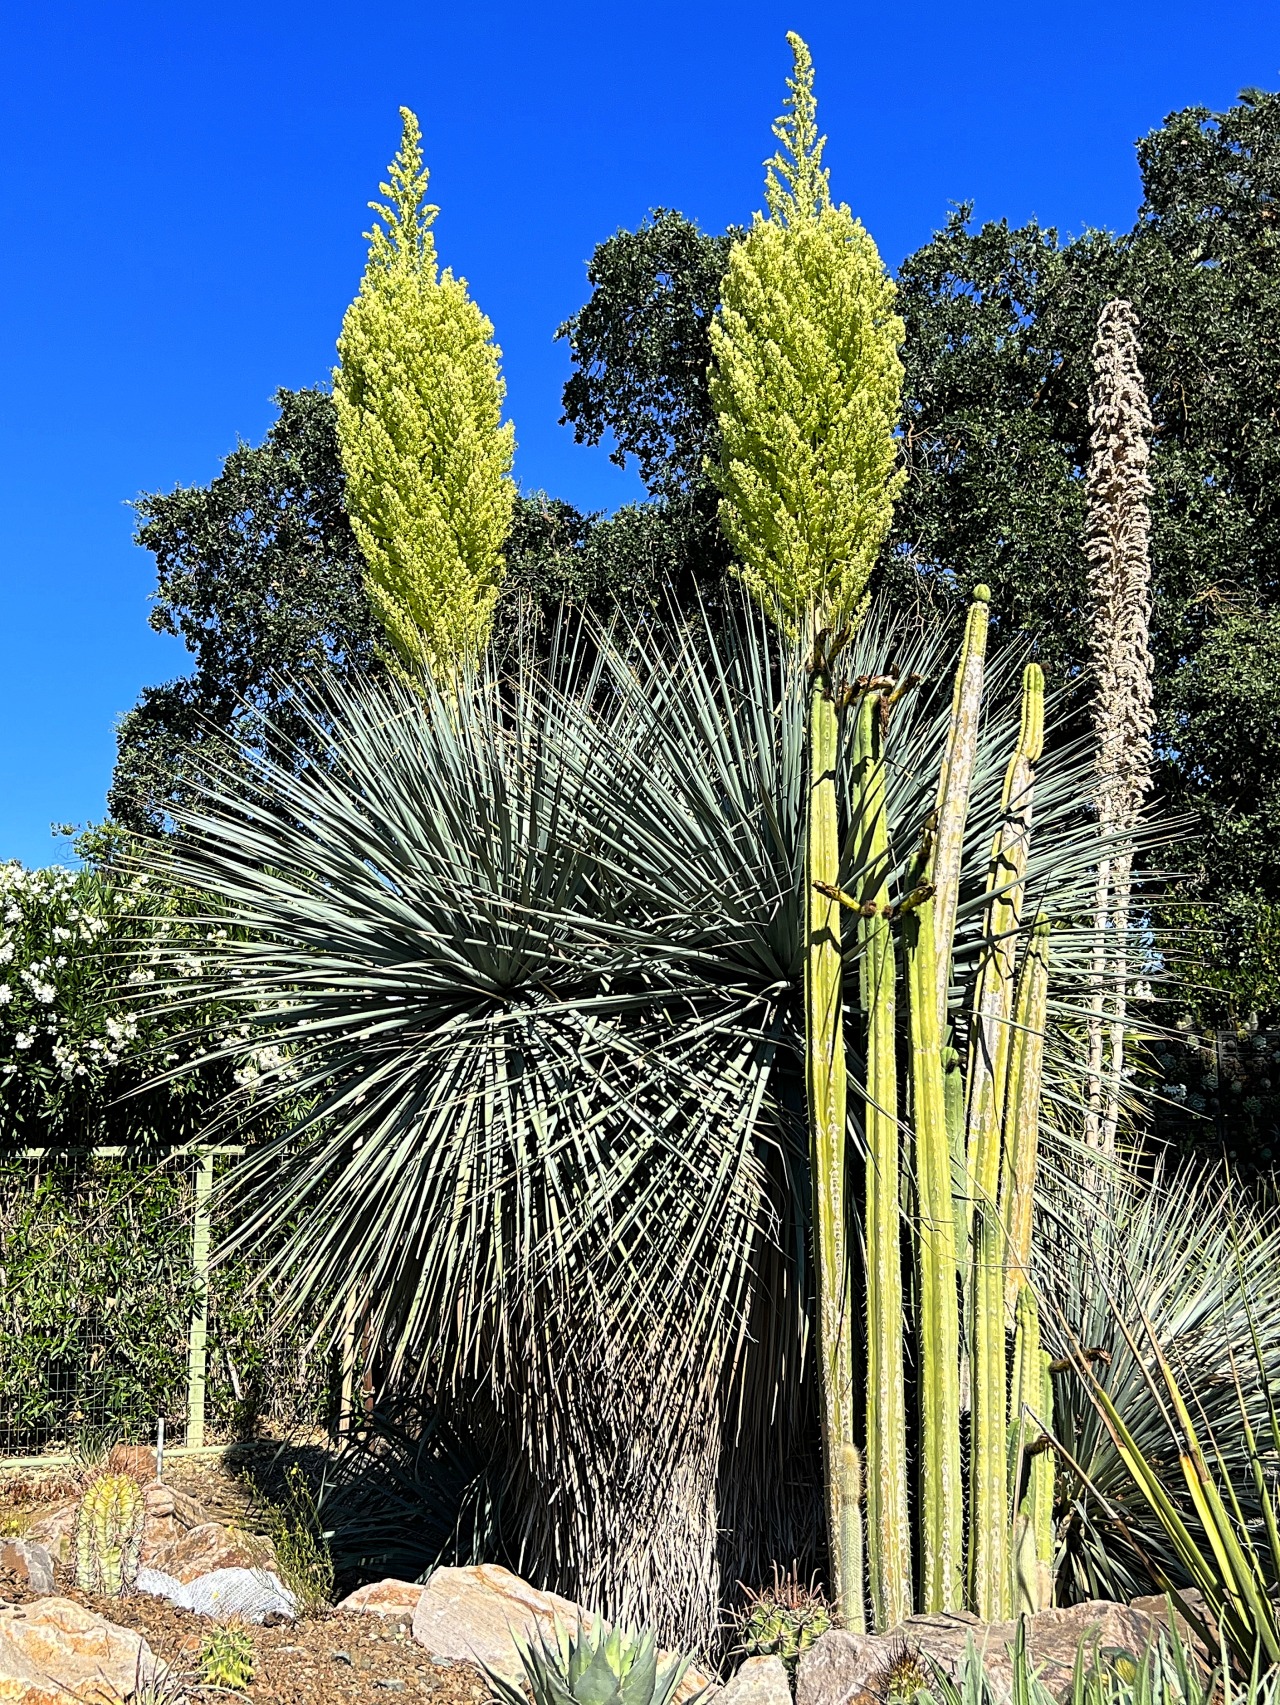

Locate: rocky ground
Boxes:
[0,1448,1202,1705]
[0,1446,488,1705]
[0,1573,488,1705]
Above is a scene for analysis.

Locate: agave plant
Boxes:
[484,1620,693,1705]
[133,597,1161,1647]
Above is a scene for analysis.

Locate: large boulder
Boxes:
[720,1655,791,1705]
[0,1596,166,1704]
[412,1565,602,1678]
[797,1601,1164,1705]
[141,1518,274,1583]
[1019,1602,1165,1696]
[137,1483,205,1567]
[795,1630,885,1705]
[410,1565,716,1700]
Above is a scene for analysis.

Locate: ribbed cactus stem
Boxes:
[904,876,964,1611]
[1009,1287,1053,1614]
[969,1175,1010,1618]
[933,586,991,1040]
[1033,1355,1057,1603]
[1000,917,1051,1318]
[965,663,1044,1621]
[841,1443,866,1633]
[965,663,1045,1230]
[805,650,862,1631]
[853,688,911,1630]
[75,1471,144,1597]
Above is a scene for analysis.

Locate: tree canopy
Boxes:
[112,387,381,835]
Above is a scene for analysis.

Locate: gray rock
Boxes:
[0,1538,55,1595]
[185,1567,299,1623]
[136,1563,299,1623]
[1019,1601,1162,1696]
[721,1655,792,1705]
[796,1629,887,1705]
[884,1612,1014,1694]
[135,1566,194,1609]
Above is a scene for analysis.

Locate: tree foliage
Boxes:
[112,388,380,835]
[558,208,736,504]
[335,108,516,679]
[891,90,1280,1023]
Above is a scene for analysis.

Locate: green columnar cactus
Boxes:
[902,594,997,1614]
[1000,917,1051,1316]
[932,587,992,1039]
[965,664,1046,1230]
[805,632,863,1630]
[853,687,911,1630]
[904,863,964,1612]
[1033,1355,1056,1597]
[75,1471,144,1596]
[965,664,1045,1621]
[1009,1287,1054,1613]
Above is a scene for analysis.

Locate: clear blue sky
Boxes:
[1,0,1277,868]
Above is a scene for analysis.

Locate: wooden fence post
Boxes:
[185,1149,215,1448]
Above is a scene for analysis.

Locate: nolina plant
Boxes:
[137,35,1162,1649]
[709,34,1061,1627]
[709,30,905,1630]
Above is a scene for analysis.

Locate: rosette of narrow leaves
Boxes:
[1038,1163,1280,1613]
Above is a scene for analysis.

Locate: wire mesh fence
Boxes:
[0,1148,340,1458]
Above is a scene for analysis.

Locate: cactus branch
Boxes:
[853,689,911,1629]
[932,586,991,1040]
[1000,916,1051,1317]
[904,851,964,1611]
[965,663,1044,1620]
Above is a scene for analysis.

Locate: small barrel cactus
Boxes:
[75,1471,144,1596]
[484,1619,693,1705]
[871,1643,932,1704]
[734,1569,833,1675]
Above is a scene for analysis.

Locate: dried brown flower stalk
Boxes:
[1084,299,1156,1155]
